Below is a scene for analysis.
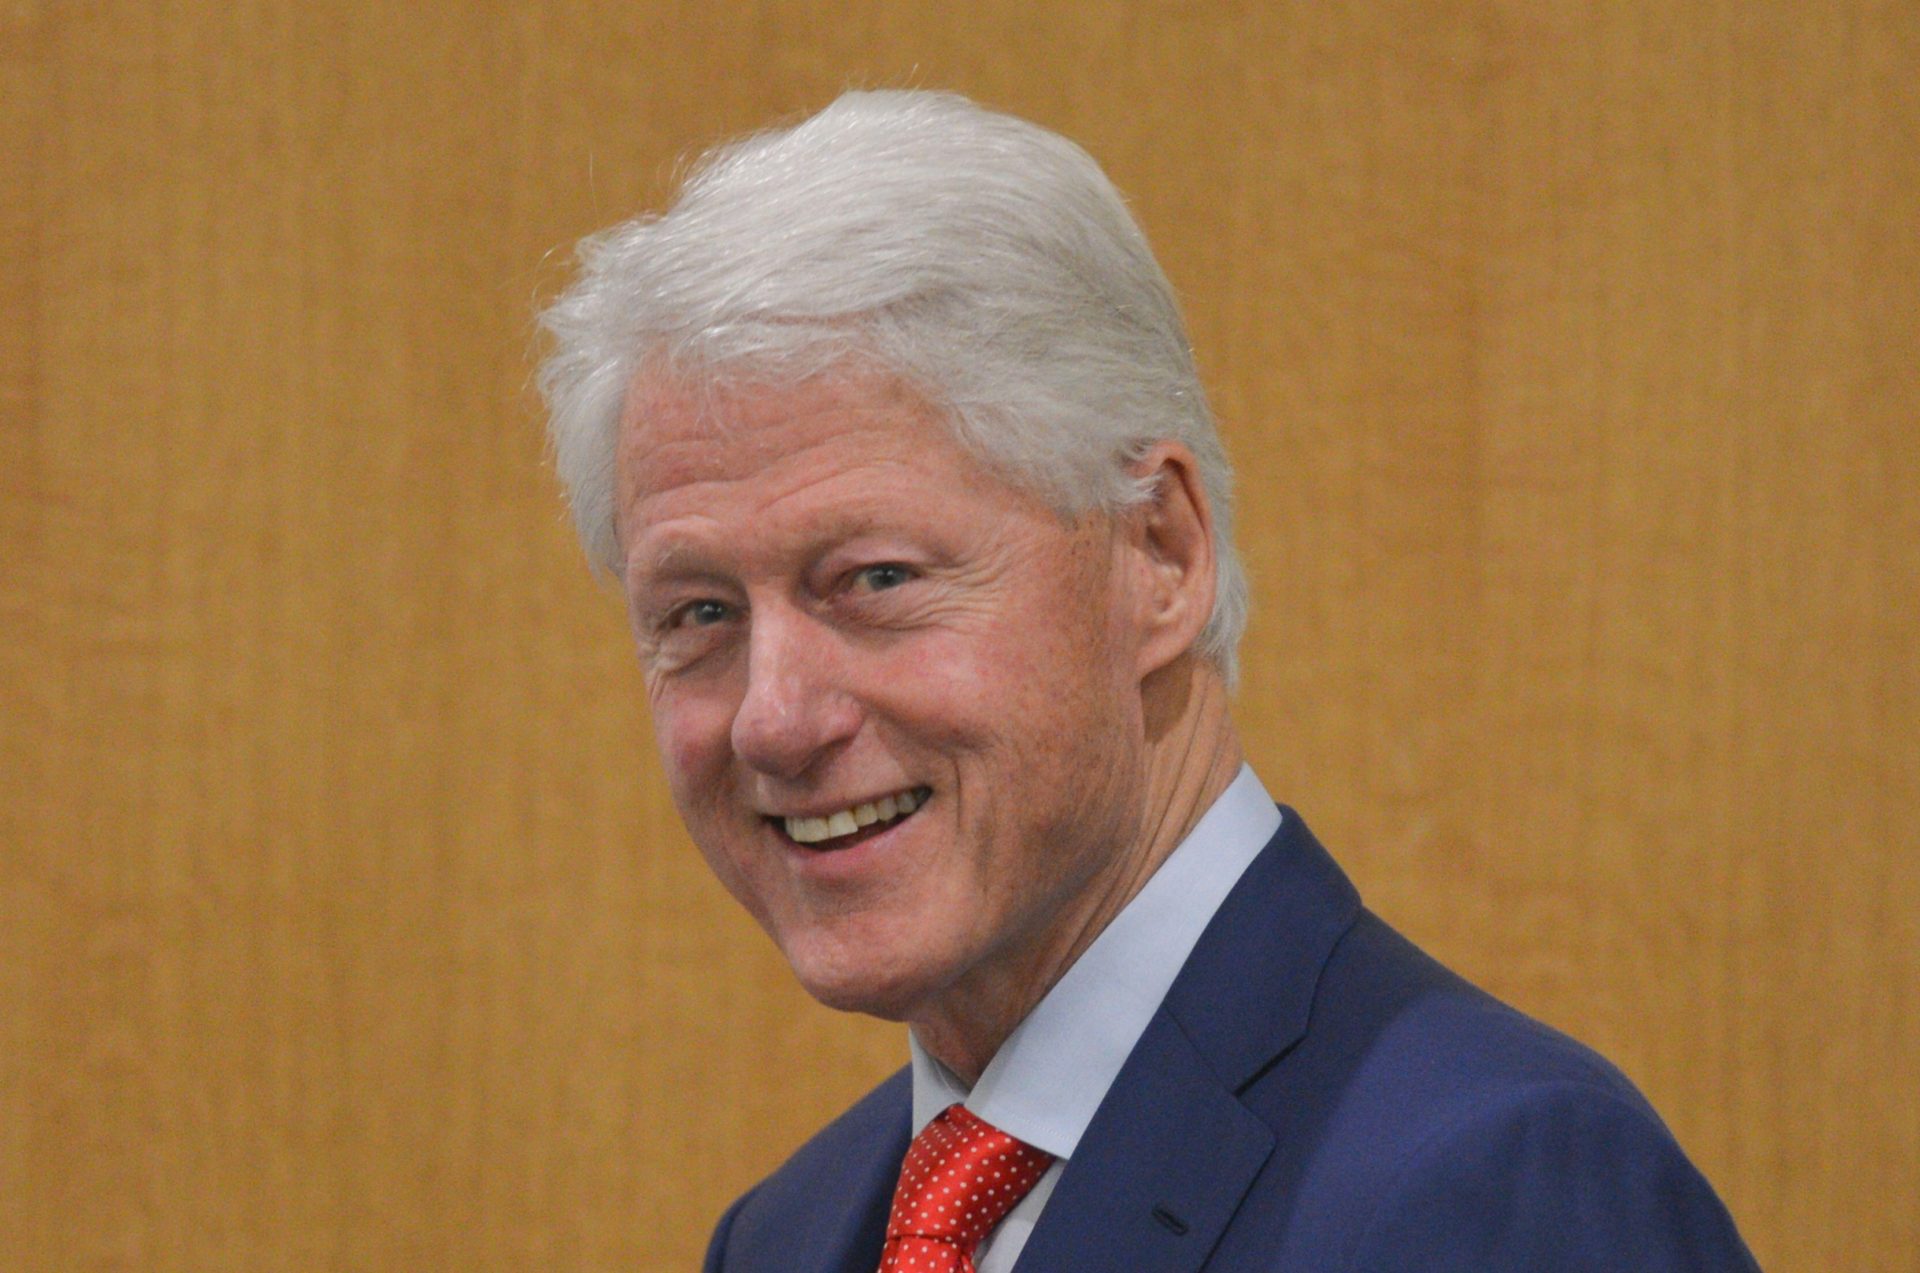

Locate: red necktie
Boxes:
[877,1103,1055,1273]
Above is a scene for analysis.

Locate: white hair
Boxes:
[537,89,1248,680]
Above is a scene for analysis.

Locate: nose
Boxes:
[729,604,862,780]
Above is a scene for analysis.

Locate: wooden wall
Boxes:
[4,3,1914,1268]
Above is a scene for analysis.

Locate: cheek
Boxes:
[647,687,738,797]
[928,631,1128,785]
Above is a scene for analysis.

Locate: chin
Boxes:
[780,930,955,1023]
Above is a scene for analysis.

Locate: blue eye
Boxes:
[674,599,732,628]
[854,564,914,592]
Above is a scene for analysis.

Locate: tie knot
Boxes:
[879,1104,1054,1271]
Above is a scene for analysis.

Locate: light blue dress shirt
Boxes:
[907,765,1282,1272]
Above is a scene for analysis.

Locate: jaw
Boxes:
[772,905,962,1022]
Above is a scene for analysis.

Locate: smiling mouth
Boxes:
[777,786,932,849]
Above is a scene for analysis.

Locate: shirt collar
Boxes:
[909,764,1281,1159]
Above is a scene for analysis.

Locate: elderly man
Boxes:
[539,91,1757,1272]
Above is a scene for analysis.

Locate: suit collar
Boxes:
[1162,808,1362,1091]
[1012,810,1362,1271]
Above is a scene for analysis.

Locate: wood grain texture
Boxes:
[2,2,1913,1269]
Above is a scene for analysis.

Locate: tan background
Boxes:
[4,2,1916,1269]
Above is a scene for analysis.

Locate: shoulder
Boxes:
[1236,911,1758,1269]
[1308,909,1669,1135]
[703,1066,911,1273]
[1342,1074,1760,1270]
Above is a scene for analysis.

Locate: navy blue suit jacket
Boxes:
[704,811,1760,1271]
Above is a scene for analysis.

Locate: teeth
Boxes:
[783,787,927,845]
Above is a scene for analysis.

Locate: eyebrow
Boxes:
[633,502,937,572]
[625,540,726,586]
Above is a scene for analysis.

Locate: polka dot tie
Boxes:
[877,1103,1055,1273]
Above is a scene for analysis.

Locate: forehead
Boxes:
[618,370,937,487]
[618,368,1021,526]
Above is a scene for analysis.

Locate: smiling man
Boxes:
[614,368,1232,1080]
[538,91,1757,1272]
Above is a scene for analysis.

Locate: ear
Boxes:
[1119,441,1218,680]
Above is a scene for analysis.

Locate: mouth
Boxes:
[774,786,932,850]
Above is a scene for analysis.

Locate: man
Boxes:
[539,91,1759,1271]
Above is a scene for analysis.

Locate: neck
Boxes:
[912,655,1243,1083]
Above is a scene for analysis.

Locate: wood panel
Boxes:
[2,2,1913,1269]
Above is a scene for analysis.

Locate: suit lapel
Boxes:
[734,1072,907,1273]
[1010,811,1362,1272]
[799,1115,904,1273]
[1010,1012,1274,1272]
[1163,811,1361,1093]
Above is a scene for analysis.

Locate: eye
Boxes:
[670,598,734,629]
[850,563,915,593]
